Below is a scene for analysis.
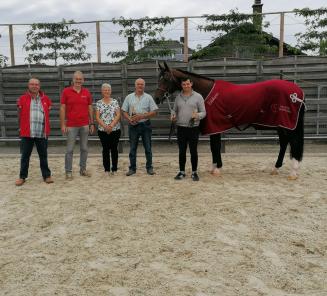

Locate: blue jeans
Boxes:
[65,126,89,173]
[19,137,51,180]
[128,121,153,171]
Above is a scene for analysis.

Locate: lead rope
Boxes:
[163,92,176,143]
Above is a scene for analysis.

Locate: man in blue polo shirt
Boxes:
[122,78,158,176]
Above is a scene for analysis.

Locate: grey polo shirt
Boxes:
[173,90,206,127]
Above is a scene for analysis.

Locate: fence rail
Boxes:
[0,56,327,142]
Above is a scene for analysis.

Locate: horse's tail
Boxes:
[290,104,305,161]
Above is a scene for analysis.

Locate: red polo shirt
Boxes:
[60,86,93,127]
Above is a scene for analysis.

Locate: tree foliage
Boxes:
[294,8,327,55]
[193,9,282,60]
[23,19,91,65]
[108,17,174,63]
[0,54,8,68]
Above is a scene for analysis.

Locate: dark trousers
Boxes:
[128,121,153,171]
[98,129,121,172]
[19,137,51,180]
[177,126,200,172]
[210,134,223,168]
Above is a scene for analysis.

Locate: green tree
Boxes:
[294,8,327,55]
[0,54,8,68]
[108,16,174,63]
[23,19,91,66]
[192,9,280,59]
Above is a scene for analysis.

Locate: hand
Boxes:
[105,124,113,134]
[191,111,199,120]
[170,114,176,122]
[131,113,144,123]
[128,116,137,125]
[61,124,67,135]
[89,124,95,135]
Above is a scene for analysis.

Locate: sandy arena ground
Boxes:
[0,142,326,296]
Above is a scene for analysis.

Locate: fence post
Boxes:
[58,65,64,102]
[119,63,128,153]
[183,17,189,63]
[256,59,263,81]
[0,68,6,138]
[96,21,101,63]
[9,25,15,66]
[279,12,285,58]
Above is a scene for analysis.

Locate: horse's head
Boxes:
[154,62,180,104]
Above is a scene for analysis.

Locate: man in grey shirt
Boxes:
[171,77,206,181]
[122,78,158,176]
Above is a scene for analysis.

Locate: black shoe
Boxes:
[191,172,199,181]
[174,172,186,180]
[126,169,136,176]
[147,168,155,175]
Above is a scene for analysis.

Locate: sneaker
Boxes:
[44,176,54,184]
[126,169,136,176]
[15,178,25,186]
[80,170,91,177]
[174,172,186,180]
[65,172,73,181]
[191,172,199,181]
[110,171,115,176]
[147,168,155,175]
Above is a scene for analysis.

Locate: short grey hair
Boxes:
[101,83,112,89]
[73,71,84,78]
[28,77,40,85]
[135,78,145,86]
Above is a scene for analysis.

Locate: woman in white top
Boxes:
[95,83,121,174]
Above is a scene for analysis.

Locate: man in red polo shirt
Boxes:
[60,71,94,180]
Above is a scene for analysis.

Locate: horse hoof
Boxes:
[270,169,279,175]
[211,168,221,177]
[287,175,298,181]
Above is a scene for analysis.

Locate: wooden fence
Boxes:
[0,56,327,142]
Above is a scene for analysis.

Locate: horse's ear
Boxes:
[164,61,169,71]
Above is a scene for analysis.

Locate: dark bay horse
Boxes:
[154,62,305,180]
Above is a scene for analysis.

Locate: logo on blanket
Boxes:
[271,104,278,113]
[290,93,301,103]
[207,92,219,106]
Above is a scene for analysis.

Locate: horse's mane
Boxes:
[176,68,215,82]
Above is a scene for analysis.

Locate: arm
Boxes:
[88,104,95,134]
[171,98,177,121]
[132,110,156,122]
[197,98,206,120]
[123,110,135,125]
[59,104,67,135]
[192,97,206,120]
[95,109,107,131]
[110,108,121,127]
[106,108,121,133]
[17,107,21,134]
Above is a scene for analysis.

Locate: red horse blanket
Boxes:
[201,79,304,135]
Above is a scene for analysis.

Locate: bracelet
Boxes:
[89,123,95,126]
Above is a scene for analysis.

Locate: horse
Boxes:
[154,62,305,180]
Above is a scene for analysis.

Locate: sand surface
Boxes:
[0,148,326,295]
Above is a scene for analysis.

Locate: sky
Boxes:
[0,0,326,65]
[0,0,325,23]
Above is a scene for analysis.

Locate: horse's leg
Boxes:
[288,105,305,180]
[210,134,222,176]
[271,128,289,175]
